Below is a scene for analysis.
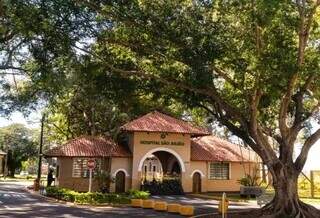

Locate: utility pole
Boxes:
[35,114,45,190]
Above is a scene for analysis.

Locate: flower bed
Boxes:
[45,186,149,205]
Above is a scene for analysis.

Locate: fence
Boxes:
[300,170,320,198]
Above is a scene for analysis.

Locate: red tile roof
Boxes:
[121,111,209,136]
[45,136,131,158]
[191,135,257,162]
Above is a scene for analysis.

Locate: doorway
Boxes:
[115,171,125,193]
[192,172,201,193]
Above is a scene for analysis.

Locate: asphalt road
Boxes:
[0,180,182,218]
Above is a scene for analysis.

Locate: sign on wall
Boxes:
[139,133,185,146]
[140,140,185,146]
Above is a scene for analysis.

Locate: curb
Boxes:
[190,209,255,218]
[187,194,255,203]
[25,187,75,206]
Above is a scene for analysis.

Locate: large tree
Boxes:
[0,124,38,177]
[77,1,320,217]
[1,0,320,217]
[44,56,184,142]
[0,0,178,141]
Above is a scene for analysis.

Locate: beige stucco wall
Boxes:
[55,132,259,193]
[130,132,259,193]
[56,157,108,192]
[56,157,132,192]
[205,162,257,192]
[188,161,208,192]
[130,132,193,191]
[110,157,132,192]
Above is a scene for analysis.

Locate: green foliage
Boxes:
[298,175,320,198]
[238,174,259,187]
[45,186,78,202]
[126,189,150,200]
[44,186,145,204]
[141,179,184,195]
[0,124,38,177]
[94,170,114,193]
[21,158,37,174]
[2,1,320,214]
[1,0,211,143]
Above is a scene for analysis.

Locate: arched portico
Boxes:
[137,147,186,173]
[113,168,130,177]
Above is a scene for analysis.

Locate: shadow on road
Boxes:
[0,181,181,218]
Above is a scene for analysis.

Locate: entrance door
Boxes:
[192,172,201,193]
[115,171,125,193]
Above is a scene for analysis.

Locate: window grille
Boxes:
[209,162,230,180]
[72,158,101,178]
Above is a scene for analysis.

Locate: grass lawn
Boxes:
[300,197,320,205]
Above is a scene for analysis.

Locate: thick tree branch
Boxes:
[249,89,278,165]
[289,75,317,144]
[295,127,320,171]
[279,0,319,146]
[279,74,298,140]
[72,43,250,131]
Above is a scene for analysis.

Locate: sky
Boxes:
[0,111,319,172]
[0,111,41,129]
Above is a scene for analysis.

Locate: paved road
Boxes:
[0,181,182,218]
[151,195,259,215]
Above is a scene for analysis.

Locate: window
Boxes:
[209,162,230,180]
[153,165,156,172]
[72,158,101,178]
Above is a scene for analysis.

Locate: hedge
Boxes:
[141,179,184,195]
[45,186,150,205]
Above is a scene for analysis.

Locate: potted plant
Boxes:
[238,174,265,198]
[95,170,114,193]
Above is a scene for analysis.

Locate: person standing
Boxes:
[47,169,54,186]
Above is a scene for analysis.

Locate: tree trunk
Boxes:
[262,164,319,218]
[8,166,15,178]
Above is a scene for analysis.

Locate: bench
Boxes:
[240,186,265,198]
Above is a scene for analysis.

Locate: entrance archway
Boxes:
[138,147,186,173]
[193,172,201,193]
[139,148,185,182]
[115,171,126,193]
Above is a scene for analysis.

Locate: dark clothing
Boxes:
[47,171,54,187]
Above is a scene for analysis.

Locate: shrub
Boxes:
[238,174,258,186]
[26,175,32,180]
[44,186,132,204]
[141,179,184,195]
[126,189,150,199]
[94,170,115,193]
